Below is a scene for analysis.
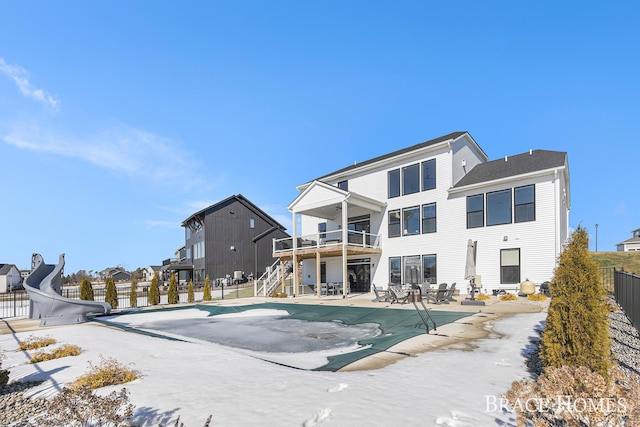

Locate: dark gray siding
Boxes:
[203,198,288,281]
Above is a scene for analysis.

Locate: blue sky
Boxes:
[1,1,638,274]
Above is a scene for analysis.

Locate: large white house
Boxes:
[273,131,570,297]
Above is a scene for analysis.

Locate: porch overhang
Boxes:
[288,180,386,219]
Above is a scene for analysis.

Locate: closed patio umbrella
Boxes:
[465,239,477,281]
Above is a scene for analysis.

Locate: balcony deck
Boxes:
[273,231,382,261]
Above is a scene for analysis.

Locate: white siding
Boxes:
[295,137,568,294]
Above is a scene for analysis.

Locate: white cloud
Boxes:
[2,120,208,188]
[0,58,60,110]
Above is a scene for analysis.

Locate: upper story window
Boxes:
[402,206,420,236]
[422,203,436,233]
[402,164,420,195]
[388,210,401,237]
[514,185,535,223]
[249,218,255,229]
[185,227,191,240]
[318,222,327,239]
[388,169,400,198]
[421,159,436,191]
[487,189,512,226]
[337,180,348,191]
[467,194,484,228]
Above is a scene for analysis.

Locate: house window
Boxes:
[338,180,348,191]
[515,185,535,223]
[421,159,436,191]
[403,206,420,235]
[422,254,437,285]
[388,169,400,198]
[500,248,520,284]
[318,222,327,239]
[467,194,484,228]
[403,255,421,285]
[487,189,512,226]
[186,247,191,260]
[389,257,401,285]
[402,163,420,195]
[388,210,401,238]
[422,203,436,234]
[185,227,191,240]
[249,218,255,229]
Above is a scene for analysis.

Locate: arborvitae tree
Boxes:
[187,279,195,303]
[539,225,612,376]
[129,278,138,308]
[80,277,94,301]
[203,276,212,301]
[105,277,118,309]
[168,273,179,304]
[149,273,160,306]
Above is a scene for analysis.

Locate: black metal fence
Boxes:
[600,267,615,294]
[613,268,640,333]
[1,283,252,320]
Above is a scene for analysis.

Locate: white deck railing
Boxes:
[273,229,381,254]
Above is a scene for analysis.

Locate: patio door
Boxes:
[347,258,371,293]
[348,216,370,245]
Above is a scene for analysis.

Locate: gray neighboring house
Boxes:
[616,228,640,252]
[0,264,22,292]
[99,267,132,282]
[182,194,289,285]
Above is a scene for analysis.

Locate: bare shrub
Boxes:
[505,365,640,426]
[34,385,134,427]
[71,356,139,390]
[18,335,56,351]
[30,344,82,363]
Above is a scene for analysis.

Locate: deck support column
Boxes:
[316,252,321,298]
[292,211,298,297]
[342,199,348,298]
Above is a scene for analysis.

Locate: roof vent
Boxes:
[504,156,508,162]
[529,149,532,155]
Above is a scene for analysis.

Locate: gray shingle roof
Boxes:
[453,150,567,188]
[0,264,16,275]
[315,131,469,182]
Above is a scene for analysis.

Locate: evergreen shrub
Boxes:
[539,225,612,376]
[105,277,118,309]
[168,273,179,304]
[80,277,94,301]
[203,276,212,301]
[129,278,138,308]
[187,279,195,303]
[149,273,160,305]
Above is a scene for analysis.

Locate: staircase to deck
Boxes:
[254,260,293,297]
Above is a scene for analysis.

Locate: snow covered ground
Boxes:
[1,303,545,427]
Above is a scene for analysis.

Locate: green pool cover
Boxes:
[97,302,472,372]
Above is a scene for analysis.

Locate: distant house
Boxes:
[142,265,163,282]
[182,194,289,285]
[616,228,640,252]
[99,266,132,282]
[0,264,22,293]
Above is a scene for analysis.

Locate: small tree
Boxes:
[539,225,612,376]
[105,277,118,309]
[203,276,212,301]
[149,273,160,306]
[187,279,195,303]
[80,277,95,301]
[0,355,9,387]
[129,278,138,308]
[168,273,179,304]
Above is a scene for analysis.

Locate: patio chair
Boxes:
[371,284,390,302]
[442,282,457,303]
[433,283,449,304]
[419,284,438,304]
[388,284,409,304]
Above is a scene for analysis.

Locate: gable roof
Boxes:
[312,131,475,184]
[453,150,567,188]
[0,264,17,275]
[617,236,640,246]
[182,194,287,231]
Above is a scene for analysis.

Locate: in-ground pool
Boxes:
[99,303,472,371]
